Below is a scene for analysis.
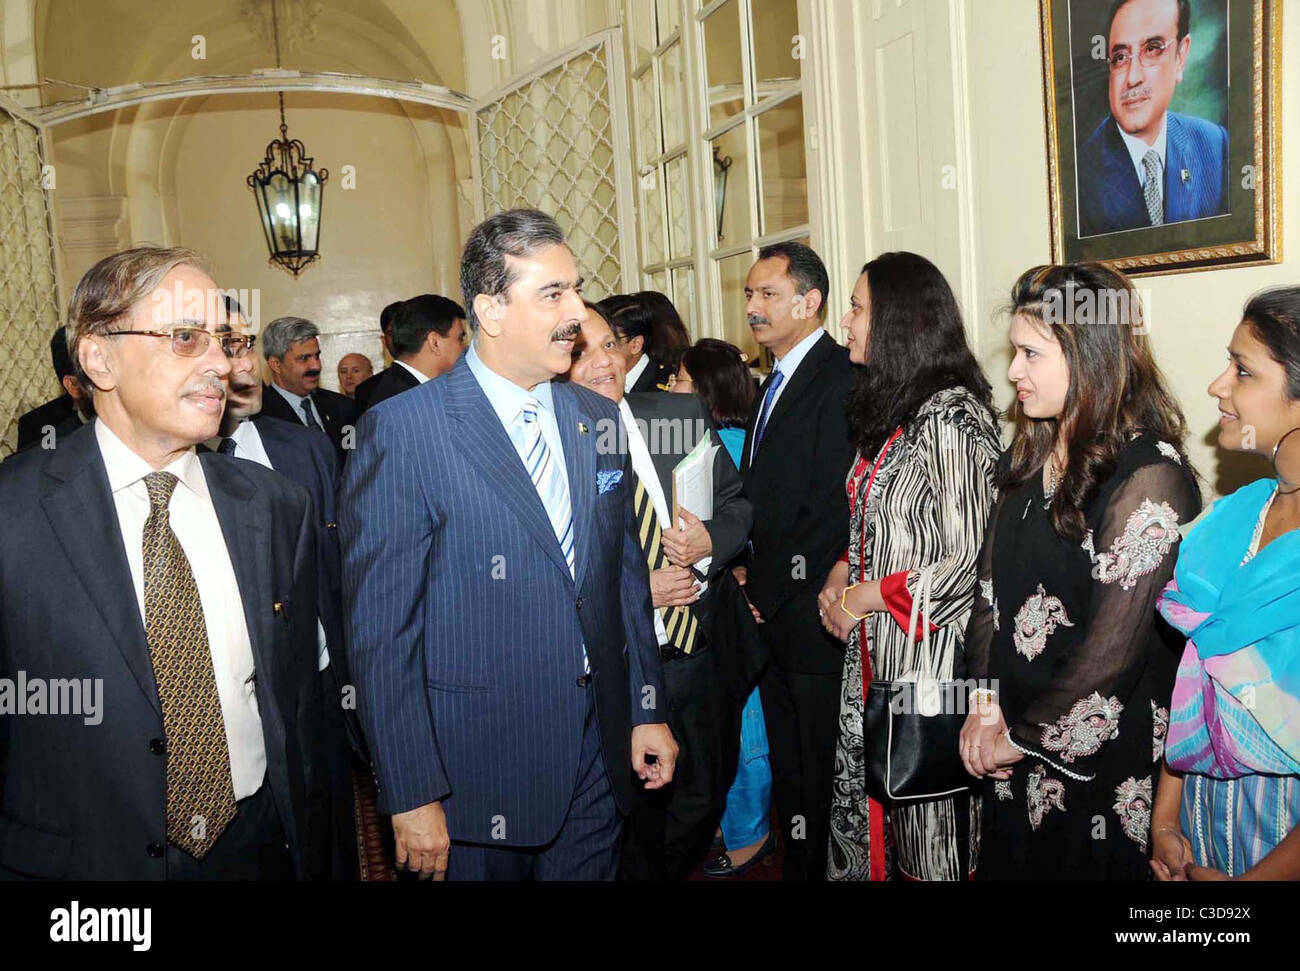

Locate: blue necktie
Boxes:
[751,367,786,460]
[518,399,576,577]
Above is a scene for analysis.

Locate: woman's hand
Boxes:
[1150,826,1194,881]
[650,566,700,608]
[960,700,1012,779]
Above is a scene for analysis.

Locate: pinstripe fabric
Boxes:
[339,354,664,848]
[829,387,1001,882]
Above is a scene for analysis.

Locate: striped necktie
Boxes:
[519,399,575,577]
[633,477,700,654]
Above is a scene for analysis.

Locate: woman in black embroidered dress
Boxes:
[960,264,1201,879]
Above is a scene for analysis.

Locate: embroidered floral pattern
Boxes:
[1040,692,1124,762]
[980,579,994,604]
[1012,583,1074,661]
[1156,441,1181,463]
[1092,499,1181,590]
[1026,764,1065,831]
[1081,530,1095,558]
[994,779,1013,802]
[1152,701,1169,763]
[1113,775,1153,850]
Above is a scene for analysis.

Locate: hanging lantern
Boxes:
[247,95,328,277]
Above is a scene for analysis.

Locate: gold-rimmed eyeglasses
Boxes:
[1109,37,1177,73]
[103,326,258,359]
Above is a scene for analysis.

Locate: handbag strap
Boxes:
[904,565,938,675]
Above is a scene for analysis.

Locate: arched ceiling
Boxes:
[33,0,468,99]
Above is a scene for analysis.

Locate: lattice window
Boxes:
[474,35,633,301]
[0,107,61,458]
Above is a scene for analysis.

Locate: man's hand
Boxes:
[732,565,763,624]
[391,801,450,880]
[651,566,701,608]
[632,723,679,790]
[662,509,712,567]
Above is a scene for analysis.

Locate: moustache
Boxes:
[747,315,770,328]
[552,324,580,341]
[183,377,227,400]
[303,370,321,379]
[1120,86,1151,104]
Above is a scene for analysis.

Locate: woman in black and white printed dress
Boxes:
[819,253,1000,881]
[961,263,1201,880]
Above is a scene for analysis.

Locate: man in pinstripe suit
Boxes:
[340,209,677,880]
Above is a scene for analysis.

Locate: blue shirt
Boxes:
[270,382,325,430]
[465,342,569,478]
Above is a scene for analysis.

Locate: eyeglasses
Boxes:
[1109,37,1176,72]
[103,326,257,359]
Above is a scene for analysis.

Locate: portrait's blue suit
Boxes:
[339,352,665,848]
[1077,111,1229,238]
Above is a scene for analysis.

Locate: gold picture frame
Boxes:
[1040,0,1281,275]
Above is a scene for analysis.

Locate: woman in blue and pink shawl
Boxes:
[1153,287,1300,881]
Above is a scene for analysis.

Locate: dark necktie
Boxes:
[299,397,324,433]
[217,437,237,456]
[634,478,700,655]
[142,471,237,858]
[751,367,786,460]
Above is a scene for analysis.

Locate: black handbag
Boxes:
[863,567,974,803]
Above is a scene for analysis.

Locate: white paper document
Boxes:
[671,435,718,523]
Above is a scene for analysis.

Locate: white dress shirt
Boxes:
[624,353,651,393]
[749,326,825,466]
[394,359,430,385]
[465,342,568,473]
[271,382,325,429]
[1118,115,1168,194]
[226,419,330,672]
[95,419,266,800]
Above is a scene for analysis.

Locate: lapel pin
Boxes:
[578,422,589,434]
[1181,169,1191,184]
[273,602,283,616]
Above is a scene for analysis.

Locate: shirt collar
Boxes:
[271,381,310,410]
[623,354,650,392]
[94,418,206,500]
[395,359,430,385]
[773,327,825,379]
[1117,115,1168,185]
[230,418,258,449]
[465,342,555,428]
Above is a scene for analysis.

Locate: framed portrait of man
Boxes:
[1041,0,1281,274]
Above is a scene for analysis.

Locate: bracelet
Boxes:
[839,585,870,621]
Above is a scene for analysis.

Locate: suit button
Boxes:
[147,843,164,858]
[575,597,584,610]
[149,738,165,756]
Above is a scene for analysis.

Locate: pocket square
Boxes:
[597,469,623,494]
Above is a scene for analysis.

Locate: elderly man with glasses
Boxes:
[0,246,330,880]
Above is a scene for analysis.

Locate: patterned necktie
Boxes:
[217,437,237,456]
[142,471,237,858]
[1142,149,1164,227]
[751,367,786,461]
[634,478,699,654]
[519,399,575,577]
[299,397,324,433]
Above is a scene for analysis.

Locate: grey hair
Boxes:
[459,208,567,329]
[262,316,320,360]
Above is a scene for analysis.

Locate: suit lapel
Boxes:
[748,332,831,470]
[444,358,575,583]
[40,427,160,716]
[1163,114,1194,224]
[1101,119,1149,228]
[554,384,595,588]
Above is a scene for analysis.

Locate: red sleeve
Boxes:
[880,570,938,642]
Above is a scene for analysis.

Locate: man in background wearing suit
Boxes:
[258,315,358,463]
[360,293,468,413]
[15,326,88,452]
[336,353,373,400]
[214,297,361,879]
[351,301,403,412]
[0,246,327,879]
[734,242,855,881]
[568,304,753,880]
[341,208,677,880]
[1078,0,1229,237]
